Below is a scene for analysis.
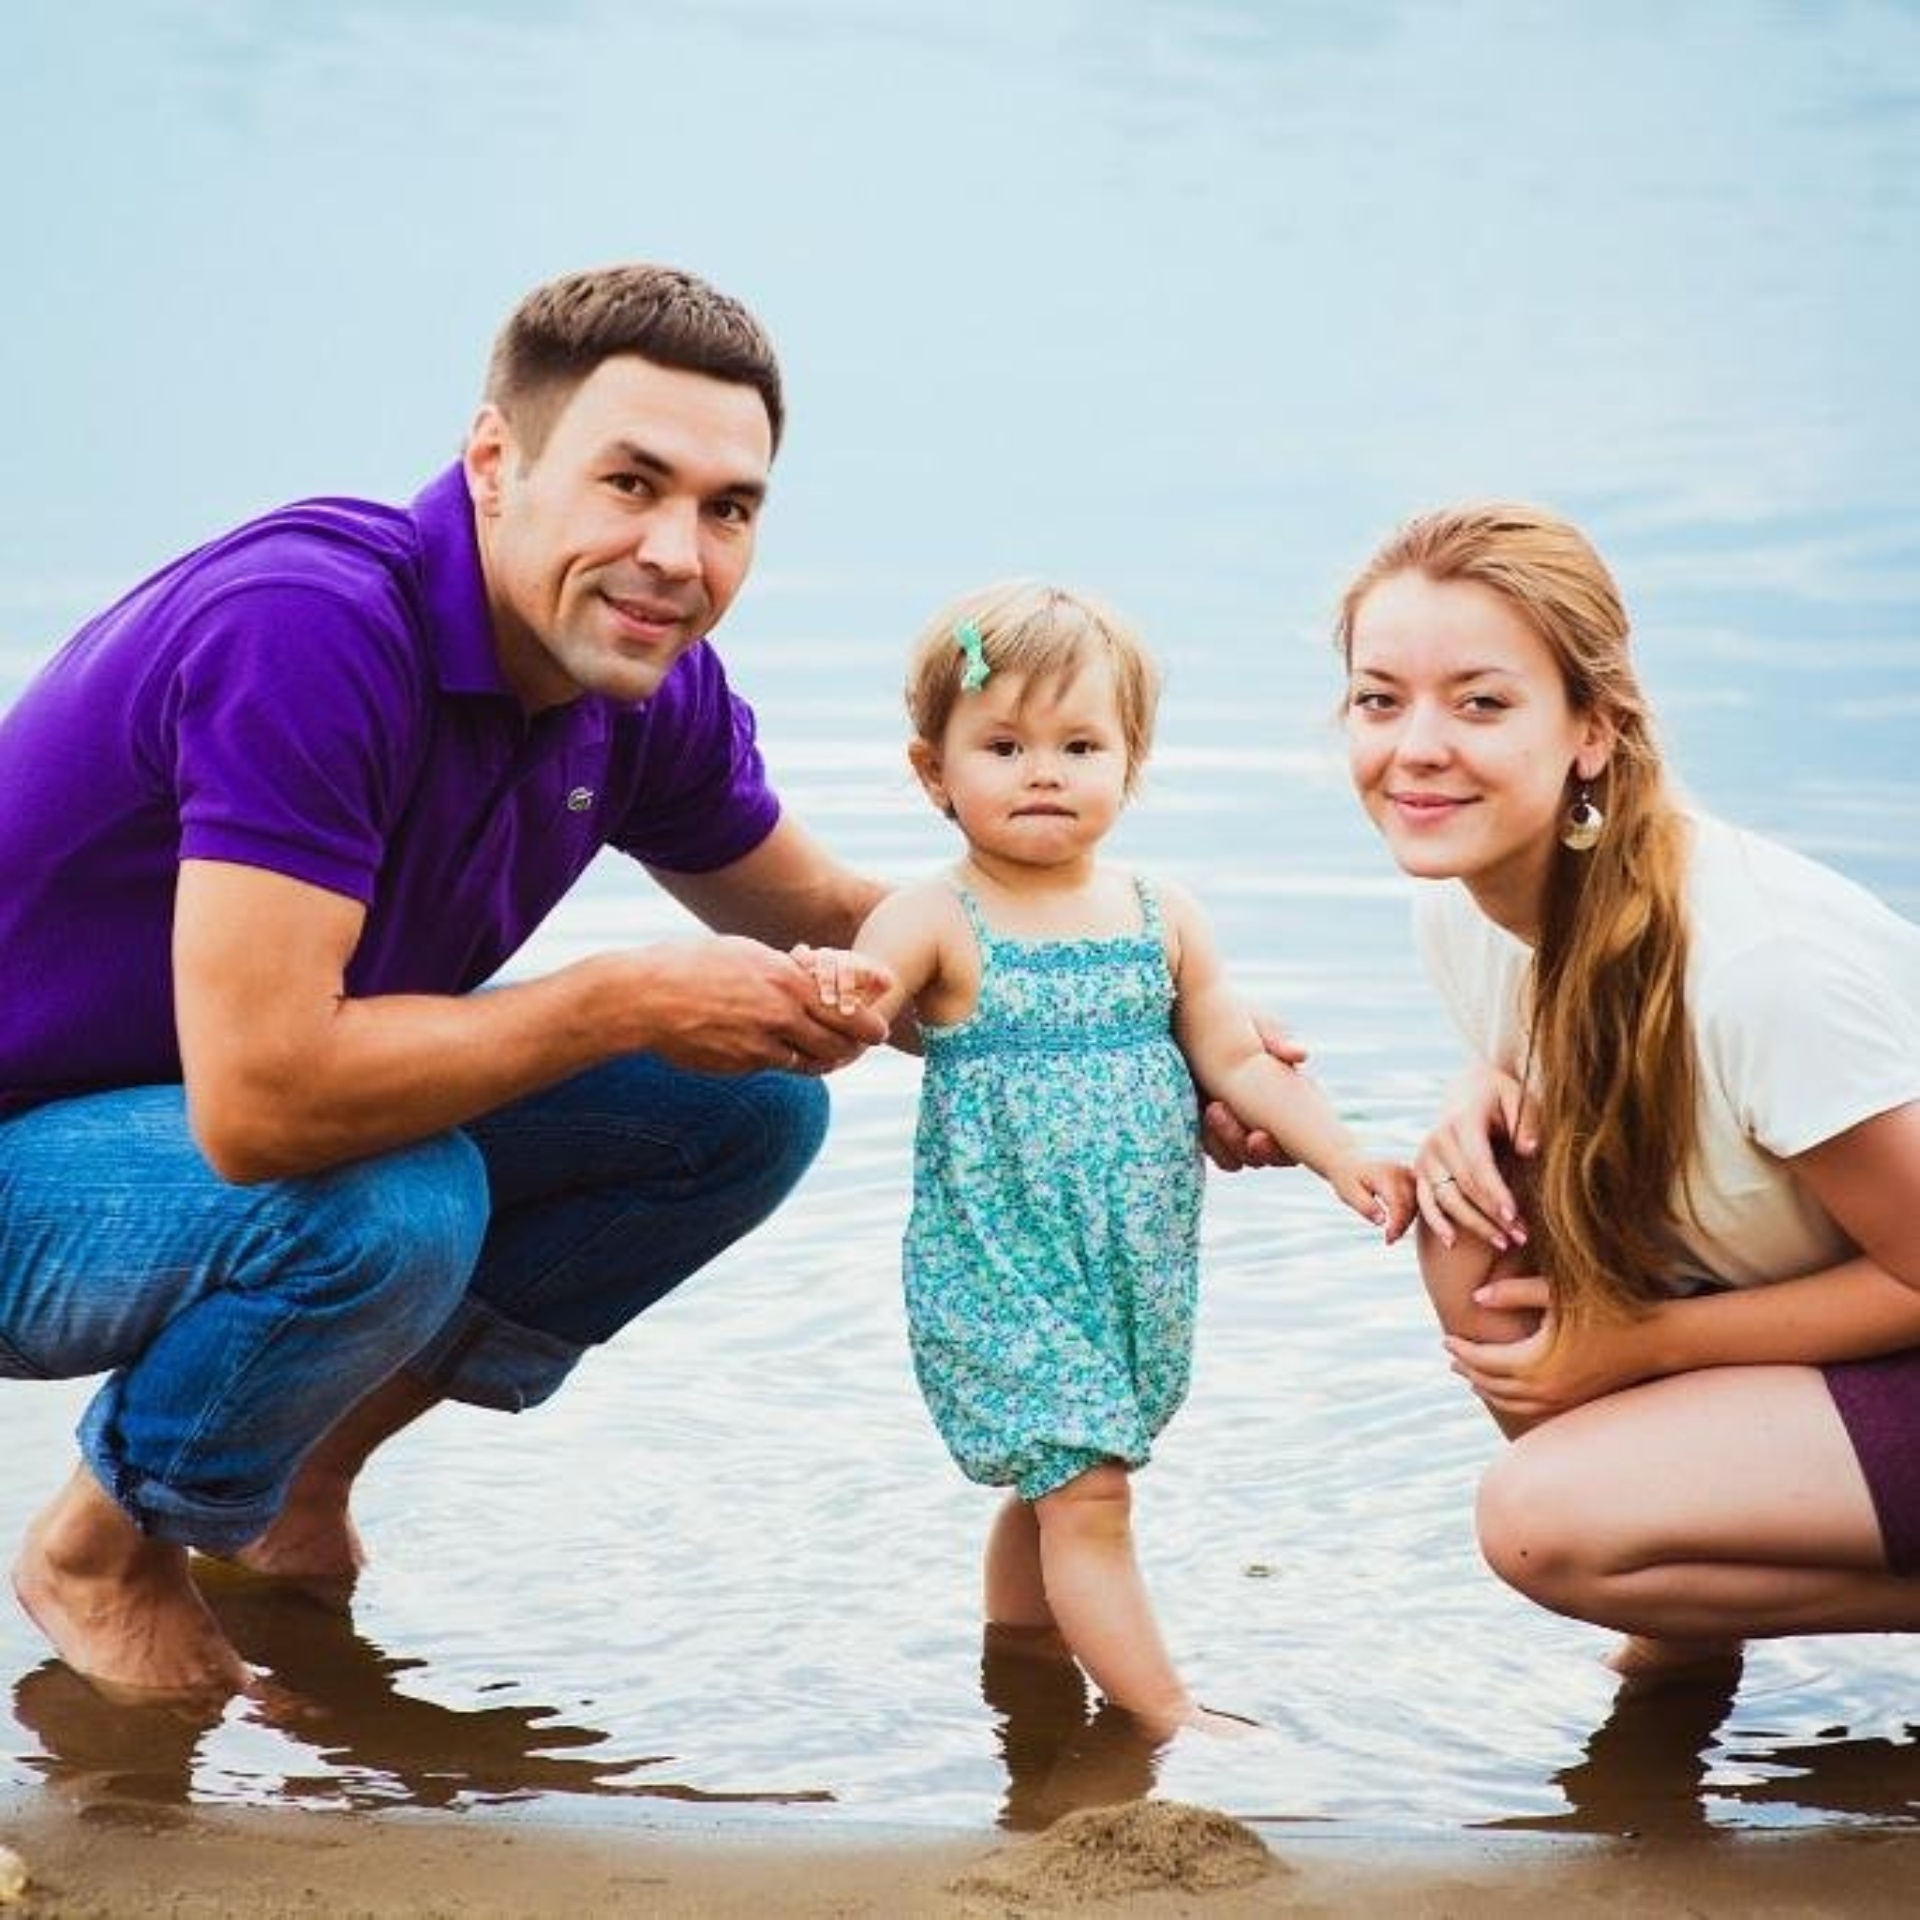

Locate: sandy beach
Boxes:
[5,1796,1920,1917]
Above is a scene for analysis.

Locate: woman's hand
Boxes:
[1443,1275,1658,1421]
[1417,1061,1537,1252]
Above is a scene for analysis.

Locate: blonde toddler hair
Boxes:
[903,580,1161,796]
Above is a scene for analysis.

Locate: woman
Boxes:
[1338,501,1920,1678]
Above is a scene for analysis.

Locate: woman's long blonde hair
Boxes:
[1338,503,1697,1324]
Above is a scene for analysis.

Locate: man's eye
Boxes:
[608,473,652,497]
[710,498,756,526]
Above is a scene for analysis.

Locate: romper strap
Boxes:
[953,886,996,948]
[1132,873,1165,940]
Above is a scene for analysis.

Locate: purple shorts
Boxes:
[1823,1348,1920,1575]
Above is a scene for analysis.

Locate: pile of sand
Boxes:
[951,1800,1280,1908]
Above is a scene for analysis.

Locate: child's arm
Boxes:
[1164,882,1415,1240]
[791,883,955,1037]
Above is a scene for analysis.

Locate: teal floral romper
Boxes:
[905,878,1204,1501]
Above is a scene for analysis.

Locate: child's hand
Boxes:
[790,943,897,1016]
[1329,1156,1418,1243]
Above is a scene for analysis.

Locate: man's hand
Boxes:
[637,936,891,1076]
[1200,1014,1307,1170]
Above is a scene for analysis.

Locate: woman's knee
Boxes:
[1474,1439,1595,1607]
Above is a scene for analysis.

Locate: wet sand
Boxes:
[5,1797,1920,1916]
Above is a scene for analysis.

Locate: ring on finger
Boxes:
[1431,1172,1458,1191]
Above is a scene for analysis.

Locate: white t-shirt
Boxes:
[1414,812,1920,1290]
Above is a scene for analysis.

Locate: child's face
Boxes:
[913,657,1132,872]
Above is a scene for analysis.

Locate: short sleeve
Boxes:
[162,583,424,904]
[1698,935,1920,1157]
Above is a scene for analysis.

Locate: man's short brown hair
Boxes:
[485,263,784,456]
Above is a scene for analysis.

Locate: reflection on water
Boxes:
[5,0,1920,1850]
[1487,1661,1920,1839]
[14,1566,832,1816]
[979,1626,1165,1832]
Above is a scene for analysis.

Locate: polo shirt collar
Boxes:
[411,463,513,699]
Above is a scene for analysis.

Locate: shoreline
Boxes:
[6,1798,1920,1916]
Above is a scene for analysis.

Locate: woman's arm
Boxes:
[1449,1102,1920,1420]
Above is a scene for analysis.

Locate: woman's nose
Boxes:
[1392,700,1451,764]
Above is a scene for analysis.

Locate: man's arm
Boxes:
[650,815,889,949]
[174,855,886,1183]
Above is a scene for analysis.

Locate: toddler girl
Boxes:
[802,581,1414,1734]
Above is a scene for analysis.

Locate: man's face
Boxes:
[464,355,773,711]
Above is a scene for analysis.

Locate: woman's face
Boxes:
[1345,569,1610,940]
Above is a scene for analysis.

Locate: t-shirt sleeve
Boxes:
[1699,934,1920,1157]
[606,645,781,872]
[160,583,421,904]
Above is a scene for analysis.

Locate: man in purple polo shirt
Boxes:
[0,264,892,1700]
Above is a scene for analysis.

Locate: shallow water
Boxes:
[3,0,1919,1842]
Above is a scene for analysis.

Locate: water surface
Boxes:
[3,0,1918,1843]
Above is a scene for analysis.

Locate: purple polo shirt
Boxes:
[0,464,780,1116]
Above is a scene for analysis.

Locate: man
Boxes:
[0,265,890,1700]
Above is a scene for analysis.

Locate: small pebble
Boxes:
[0,1842,29,1903]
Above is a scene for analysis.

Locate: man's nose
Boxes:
[633,499,700,578]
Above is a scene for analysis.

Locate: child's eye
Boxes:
[986,739,1020,758]
[1065,739,1101,756]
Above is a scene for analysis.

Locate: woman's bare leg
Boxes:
[1476,1365,1920,1647]
[1418,1220,1735,1672]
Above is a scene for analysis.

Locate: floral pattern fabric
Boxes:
[905,878,1203,1500]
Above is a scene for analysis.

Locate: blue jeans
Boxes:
[0,1058,828,1553]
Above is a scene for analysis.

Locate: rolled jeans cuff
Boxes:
[405,1295,585,1412]
[76,1390,278,1555]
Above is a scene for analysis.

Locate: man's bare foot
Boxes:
[1606,1633,1745,1687]
[223,1477,365,1611]
[12,1465,250,1703]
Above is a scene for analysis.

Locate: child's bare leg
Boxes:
[1032,1463,1239,1736]
[984,1492,1056,1633]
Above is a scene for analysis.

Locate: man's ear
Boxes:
[907,737,952,817]
[463,404,513,516]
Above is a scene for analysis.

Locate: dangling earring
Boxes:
[1560,778,1605,852]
